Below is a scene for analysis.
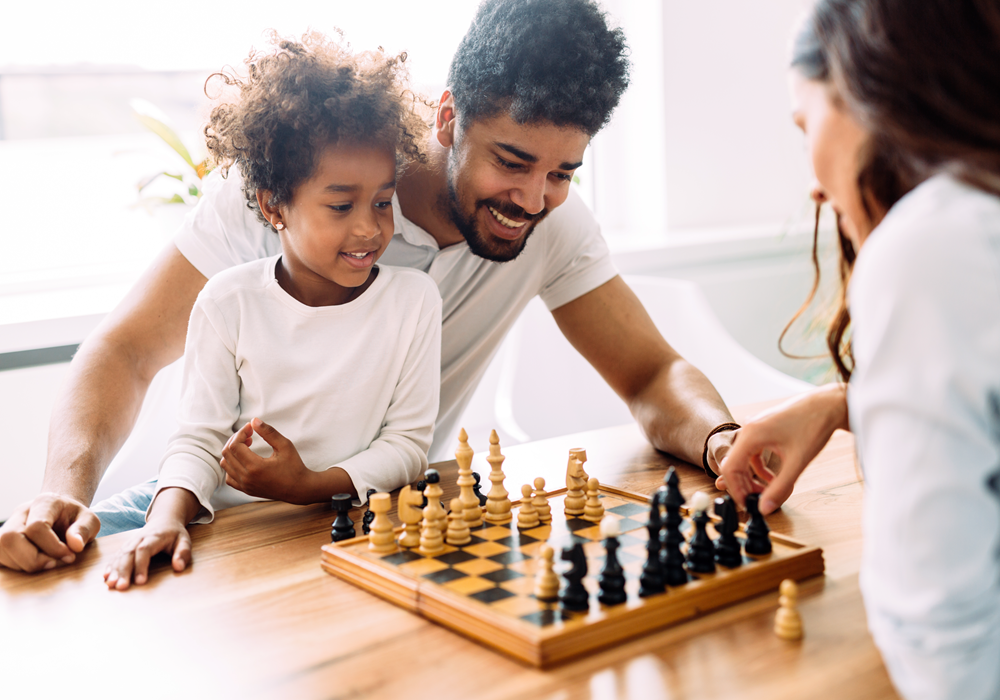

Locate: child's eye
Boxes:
[328,204,353,213]
[375,200,393,210]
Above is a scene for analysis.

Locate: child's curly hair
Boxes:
[204,31,430,229]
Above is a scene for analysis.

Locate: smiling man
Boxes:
[0,0,739,570]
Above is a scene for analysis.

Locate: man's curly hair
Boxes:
[447,0,631,135]
[204,31,430,229]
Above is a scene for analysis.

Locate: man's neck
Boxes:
[396,138,466,250]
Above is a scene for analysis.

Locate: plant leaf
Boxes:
[130,98,195,170]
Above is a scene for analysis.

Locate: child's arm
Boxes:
[103,487,201,590]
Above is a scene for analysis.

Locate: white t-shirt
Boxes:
[155,258,442,520]
[848,174,1000,700]
[174,167,619,461]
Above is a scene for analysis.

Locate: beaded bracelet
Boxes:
[701,422,741,479]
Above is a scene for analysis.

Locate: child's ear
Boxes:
[435,90,457,148]
[256,189,283,230]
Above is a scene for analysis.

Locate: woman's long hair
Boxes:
[784,0,1000,381]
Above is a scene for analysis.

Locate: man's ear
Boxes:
[435,90,457,148]
[256,189,283,230]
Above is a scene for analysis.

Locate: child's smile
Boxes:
[265,142,397,307]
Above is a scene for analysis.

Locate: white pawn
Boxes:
[446,497,472,546]
[533,545,560,602]
[774,579,804,640]
[367,493,396,553]
[532,477,551,523]
[582,477,604,522]
[517,484,541,529]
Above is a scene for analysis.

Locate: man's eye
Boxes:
[553,172,573,182]
[497,156,522,170]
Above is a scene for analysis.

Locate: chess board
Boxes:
[320,485,824,667]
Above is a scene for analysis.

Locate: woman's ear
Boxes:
[256,189,285,230]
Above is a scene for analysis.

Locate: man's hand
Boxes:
[715,384,850,514]
[103,520,192,591]
[221,418,315,504]
[0,493,100,572]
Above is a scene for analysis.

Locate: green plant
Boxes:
[131,98,212,206]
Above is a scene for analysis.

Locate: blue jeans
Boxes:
[92,478,158,537]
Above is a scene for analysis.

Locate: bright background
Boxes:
[1,0,844,519]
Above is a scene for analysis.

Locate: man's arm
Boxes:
[0,244,206,572]
[550,275,735,467]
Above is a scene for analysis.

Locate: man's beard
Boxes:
[440,157,548,263]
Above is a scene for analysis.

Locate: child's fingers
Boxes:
[172,531,193,572]
[252,418,291,451]
[131,535,167,585]
[106,548,136,591]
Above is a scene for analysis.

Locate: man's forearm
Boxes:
[629,358,734,466]
[42,335,160,505]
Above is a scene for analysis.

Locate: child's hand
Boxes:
[103,520,191,591]
[221,418,315,505]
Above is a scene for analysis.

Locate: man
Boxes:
[0,0,737,573]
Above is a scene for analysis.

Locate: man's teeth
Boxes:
[488,206,526,229]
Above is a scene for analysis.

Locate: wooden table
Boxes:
[0,402,898,700]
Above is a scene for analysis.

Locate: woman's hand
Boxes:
[717,384,850,514]
[221,418,316,505]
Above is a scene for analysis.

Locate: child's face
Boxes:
[277,143,397,305]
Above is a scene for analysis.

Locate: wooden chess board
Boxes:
[320,485,824,667]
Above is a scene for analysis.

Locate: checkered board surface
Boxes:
[320,485,824,667]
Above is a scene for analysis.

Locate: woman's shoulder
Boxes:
[855,175,1000,298]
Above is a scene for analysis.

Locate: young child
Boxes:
[718,1,1000,697]
[102,32,441,590]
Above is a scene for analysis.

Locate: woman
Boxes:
[718,1,1000,698]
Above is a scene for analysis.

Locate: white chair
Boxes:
[459,275,811,446]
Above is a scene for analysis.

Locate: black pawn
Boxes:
[416,480,428,508]
[713,496,743,568]
[330,493,355,542]
[659,468,689,586]
[685,506,717,574]
[744,493,772,555]
[472,471,488,506]
[598,534,628,606]
[559,543,590,611]
[361,488,377,535]
[638,492,666,597]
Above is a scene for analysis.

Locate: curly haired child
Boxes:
[101,32,442,589]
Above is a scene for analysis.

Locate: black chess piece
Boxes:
[598,532,628,606]
[685,505,717,574]
[559,543,590,611]
[659,468,689,586]
[713,495,743,568]
[416,480,428,509]
[361,488,377,535]
[472,471,488,506]
[638,492,666,597]
[744,493,772,555]
[330,493,355,543]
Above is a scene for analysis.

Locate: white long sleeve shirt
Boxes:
[174,167,618,461]
[155,258,442,521]
[848,174,1000,700]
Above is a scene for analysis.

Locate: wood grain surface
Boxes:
[0,401,898,700]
